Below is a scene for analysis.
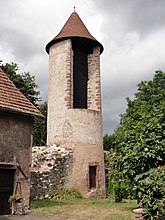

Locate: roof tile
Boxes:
[0,68,43,117]
[46,11,103,53]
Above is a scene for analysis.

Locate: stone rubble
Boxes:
[30,144,73,199]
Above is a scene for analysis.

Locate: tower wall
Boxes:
[47,39,106,196]
[88,47,102,111]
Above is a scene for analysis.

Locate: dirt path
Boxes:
[0,215,65,220]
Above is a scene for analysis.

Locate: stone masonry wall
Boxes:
[47,39,72,145]
[0,111,33,209]
[88,47,101,111]
[47,40,106,197]
[31,145,73,199]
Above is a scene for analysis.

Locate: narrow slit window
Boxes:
[89,166,97,189]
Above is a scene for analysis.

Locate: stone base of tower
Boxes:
[65,144,106,198]
[31,144,106,199]
[46,109,106,198]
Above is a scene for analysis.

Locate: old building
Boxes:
[0,68,42,214]
[46,10,106,197]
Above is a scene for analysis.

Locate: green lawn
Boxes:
[30,198,139,220]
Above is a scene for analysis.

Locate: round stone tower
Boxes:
[46,10,106,197]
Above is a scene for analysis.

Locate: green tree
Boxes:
[108,71,165,217]
[113,70,165,181]
[1,61,47,146]
[0,61,40,105]
[103,134,116,151]
[33,102,47,146]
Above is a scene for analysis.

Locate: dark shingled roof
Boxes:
[46,11,103,54]
[0,68,43,117]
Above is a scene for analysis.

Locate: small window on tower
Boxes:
[89,166,97,189]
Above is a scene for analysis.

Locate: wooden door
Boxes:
[0,169,15,215]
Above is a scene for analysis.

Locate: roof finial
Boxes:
[74,6,76,12]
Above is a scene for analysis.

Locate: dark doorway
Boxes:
[89,166,97,189]
[0,169,15,215]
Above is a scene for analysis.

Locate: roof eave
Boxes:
[0,106,44,118]
[46,36,104,54]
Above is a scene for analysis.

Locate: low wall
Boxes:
[30,145,73,199]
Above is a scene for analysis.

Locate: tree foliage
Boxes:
[33,102,47,146]
[134,166,165,219]
[106,71,165,215]
[0,61,40,105]
[113,70,165,181]
[1,61,46,146]
[103,134,115,151]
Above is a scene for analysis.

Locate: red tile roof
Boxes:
[46,11,103,53]
[0,68,43,117]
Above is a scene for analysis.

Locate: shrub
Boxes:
[51,188,83,200]
[107,150,130,202]
[109,171,130,202]
[134,166,165,219]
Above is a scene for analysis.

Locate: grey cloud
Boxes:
[90,0,165,37]
[0,25,45,62]
[103,116,119,134]
[1,0,165,135]
[102,80,136,134]
[102,96,127,134]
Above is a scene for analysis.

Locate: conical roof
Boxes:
[46,11,103,53]
[0,68,43,117]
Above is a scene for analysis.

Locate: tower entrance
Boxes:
[89,166,97,189]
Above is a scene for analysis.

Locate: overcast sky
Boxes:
[0,0,165,134]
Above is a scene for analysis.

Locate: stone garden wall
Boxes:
[30,145,73,199]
